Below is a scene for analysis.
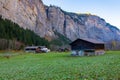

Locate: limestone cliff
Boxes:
[0,0,120,43]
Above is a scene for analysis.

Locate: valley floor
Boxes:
[0,51,120,80]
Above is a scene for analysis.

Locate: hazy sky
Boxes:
[42,0,120,29]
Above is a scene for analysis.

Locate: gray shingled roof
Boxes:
[80,38,104,44]
[71,38,104,44]
[25,46,45,49]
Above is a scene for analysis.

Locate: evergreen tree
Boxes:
[0,17,50,50]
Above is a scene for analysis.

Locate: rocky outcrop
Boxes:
[0,0,47,37]
[46,6,120,42]
[0,0,120,42]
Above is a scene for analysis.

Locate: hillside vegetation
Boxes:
[0,51,120,80]
[0,16,71,50]
[0,16,49,50]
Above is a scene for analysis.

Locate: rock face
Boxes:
[0,0,120,42]
[0,0,47,37]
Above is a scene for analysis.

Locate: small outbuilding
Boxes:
[70,38,105,56]
[25,46,50,53]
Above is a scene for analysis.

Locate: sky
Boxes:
[42,0,120,29]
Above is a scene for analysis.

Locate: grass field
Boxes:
[0,51,120,80]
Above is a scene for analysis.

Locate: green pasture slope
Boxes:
[0,51,120,80]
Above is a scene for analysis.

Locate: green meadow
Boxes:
[0,51,120,80]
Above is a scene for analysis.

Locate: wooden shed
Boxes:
[70,38,105,56]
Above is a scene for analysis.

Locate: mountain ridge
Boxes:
[0,0,120,43]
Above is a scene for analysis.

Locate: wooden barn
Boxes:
[70,38,105,56]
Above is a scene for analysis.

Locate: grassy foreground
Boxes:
[0,51,120,80]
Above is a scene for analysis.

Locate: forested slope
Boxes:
[0,16,49,50]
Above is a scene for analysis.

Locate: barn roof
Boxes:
[70,38,104,45]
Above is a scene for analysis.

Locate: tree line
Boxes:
[0,16,49,50]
